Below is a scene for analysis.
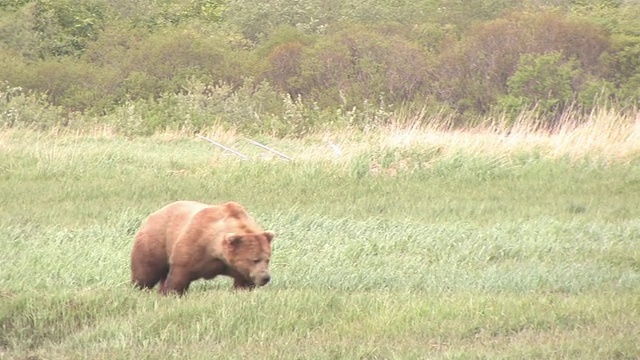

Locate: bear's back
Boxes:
[187,201,263,237]
[142,200,263,255]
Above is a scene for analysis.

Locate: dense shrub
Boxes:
[433,11,610,113]
[496,52,582,122]
[31,0,108,58]
[90,80,392,136]
[258,24,431,109]
[0,1,639,135]
[1,83,67,129]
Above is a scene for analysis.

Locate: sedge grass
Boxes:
[1,112,640,359]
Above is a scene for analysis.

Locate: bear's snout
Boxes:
[252,273,271,286]
[260,274,271,285]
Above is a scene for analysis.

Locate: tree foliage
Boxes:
[1,0,639,132]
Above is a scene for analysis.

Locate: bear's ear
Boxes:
[225,233,243,248]
[263,230,276,243]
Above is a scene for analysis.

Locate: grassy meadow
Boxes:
[1,113,640,359]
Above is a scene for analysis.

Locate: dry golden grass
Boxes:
[381,107,640,162]
[2,106,638,166]
[260,107,640,169]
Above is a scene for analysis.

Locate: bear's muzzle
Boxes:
[252,273,271,286]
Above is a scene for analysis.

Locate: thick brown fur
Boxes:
[131,200,275,295]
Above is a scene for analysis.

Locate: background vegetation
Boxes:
[1,0,640,135]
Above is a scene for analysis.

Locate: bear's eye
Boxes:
[253,259,260,264]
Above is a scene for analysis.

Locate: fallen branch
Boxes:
[196,134,249,160]
[246,139,293,161]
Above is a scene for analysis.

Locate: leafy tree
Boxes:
[107,0,225,29]
[0,0,33,10]
[31,0,108,57]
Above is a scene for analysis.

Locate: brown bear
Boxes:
[130,200,275,295]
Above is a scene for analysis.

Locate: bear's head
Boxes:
[223,230,275,286]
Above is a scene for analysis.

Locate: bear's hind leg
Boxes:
[131,265,169,291]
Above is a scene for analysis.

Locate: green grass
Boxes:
[1,128,639,359]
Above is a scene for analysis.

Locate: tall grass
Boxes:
[1,111,639,359]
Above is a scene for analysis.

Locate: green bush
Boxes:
[0,83,66,129]
[434,11,609,113]
[0,3,41,60]
[223,0,442,44]
[598,34,640,106]
[497,52,582,121]
[31,0,108,58]
[7,57,121,113]
[0,0,33,10]
[281,24,430,109]
[576,77,616,110]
